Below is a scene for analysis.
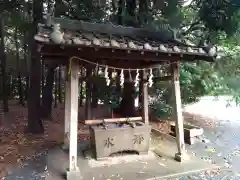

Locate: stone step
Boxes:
[170,124,203,145]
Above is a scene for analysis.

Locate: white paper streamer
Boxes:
[134,69,139,87]
[148,69,153,87]
[104,66,110,86]
[120,69,124,87]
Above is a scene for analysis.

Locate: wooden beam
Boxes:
[40,43,214,62]
[42,57,68,66]
[78,75,172,83]
[41,44,181,61]
[154,75,172,82]
[85,116,142,125]
[44,58,172,71]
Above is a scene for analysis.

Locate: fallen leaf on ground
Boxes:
[158,162,166,167]
[205,148,216,153]
[0,103,87,177]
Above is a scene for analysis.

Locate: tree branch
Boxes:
[181,20,201,35]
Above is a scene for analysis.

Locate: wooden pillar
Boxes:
[79,67,83,107]
[171,62,187,162]
[67,60,82,179]
[141,70,149,124]
[63,73,70,150]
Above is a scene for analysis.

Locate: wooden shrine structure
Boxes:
[34,17,216,179]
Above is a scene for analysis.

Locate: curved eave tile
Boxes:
[35,33,215,59]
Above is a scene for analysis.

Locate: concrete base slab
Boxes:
[45,137,220,180]
[61,144,69,151]
[84,148,156,167]
[174,152,189,162]
[66,170,83,180]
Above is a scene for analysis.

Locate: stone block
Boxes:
[170,124,203,145]
[175,152,189,162]
[90,123,151,160]
[66,170,83,180]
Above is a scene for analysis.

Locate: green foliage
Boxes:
[64,0,240,117]
[56,0,109,22]
[213,34,240,99]
[149,82,173,119]
[180,62,220,103]
[3,0,240,118]
[197,0,240,36]
[149,62,226,119]
[92,76,122,108]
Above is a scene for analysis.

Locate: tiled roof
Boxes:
[34,17,217,60]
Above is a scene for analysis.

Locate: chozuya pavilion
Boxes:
[34,16,216,179]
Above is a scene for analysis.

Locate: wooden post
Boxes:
[79,67,83,106]
[67,60,82,179]
[63,72,70,150]
[85,116,142,125]
[171,62,187,162]
[141,70,149,124]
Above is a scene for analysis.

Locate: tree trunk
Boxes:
[117,0,126,25]
[138,0,149,26]
[119,79,136,117]
[91,66,99,108]
[126,0,136,17]
[139,71,143,106]
[25,76,29,101]
[41,60,45,98]
[41,67,54,119]
[85,67,92,119]
[17,74,24,105]
[126,0,137,26]
[14,28,24,106]
[54,70,58,108]
[27,50,44,133]
[27,0,44,134]
[0,15,9,112]
[23,32,29,102]
[91,81,98,108]
[115,71,121,103]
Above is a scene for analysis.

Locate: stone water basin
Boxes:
[90,122,151,160]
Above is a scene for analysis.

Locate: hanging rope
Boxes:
[68,56,176,75]
[67,56,177,87]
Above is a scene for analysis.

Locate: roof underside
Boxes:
[35,17,216,64]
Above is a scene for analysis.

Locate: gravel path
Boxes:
[176,96,240,180]
[174,122,240,180]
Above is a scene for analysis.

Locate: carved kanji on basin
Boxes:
[104,137,114,148]
[133,134,144,145]
[90,124,151,160]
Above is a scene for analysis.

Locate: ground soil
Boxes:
[0,102,90,177]
[0,102,174,177]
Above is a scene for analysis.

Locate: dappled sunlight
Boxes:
[184,96,240,124]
